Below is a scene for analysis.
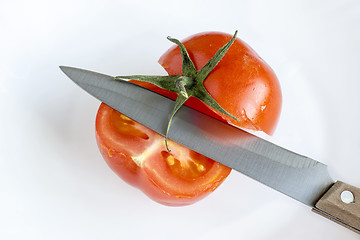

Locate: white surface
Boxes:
[1,0,360,239]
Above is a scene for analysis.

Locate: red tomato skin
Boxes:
[132,31,282,135]
[95,103,231,206]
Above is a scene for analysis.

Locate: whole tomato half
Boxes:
[95,31,282,206]
[96,103,231,206]
[134,32,282,135]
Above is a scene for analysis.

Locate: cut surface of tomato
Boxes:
[95,103,231,206]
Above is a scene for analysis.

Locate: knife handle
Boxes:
[312,181,360,234]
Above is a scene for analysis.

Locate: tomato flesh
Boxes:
[96,103,231,206]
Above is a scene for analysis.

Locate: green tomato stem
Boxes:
[196,30,238,83]
[175,76,193,98]
[114,31,239,152]
[165,94,188,152]
[167,37,197,79]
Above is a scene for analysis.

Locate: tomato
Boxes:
[96,103,231,206]
[96,31,282,206]
[132,31,282,135]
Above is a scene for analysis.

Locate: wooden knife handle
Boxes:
[313,181,360,234]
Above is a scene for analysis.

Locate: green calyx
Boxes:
[115,30,239,152]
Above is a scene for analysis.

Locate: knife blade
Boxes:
[60,66,360,233]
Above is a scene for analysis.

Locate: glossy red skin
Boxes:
[96,32,281,206]
[96,103,231,206]
[132,31,282,135]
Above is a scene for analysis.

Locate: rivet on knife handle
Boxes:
[313,181,360,234]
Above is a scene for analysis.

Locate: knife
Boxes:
[60,66,360,234]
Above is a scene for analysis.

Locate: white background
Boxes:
[1,0,360,239]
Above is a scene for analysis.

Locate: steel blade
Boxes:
[60,66,334,206]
